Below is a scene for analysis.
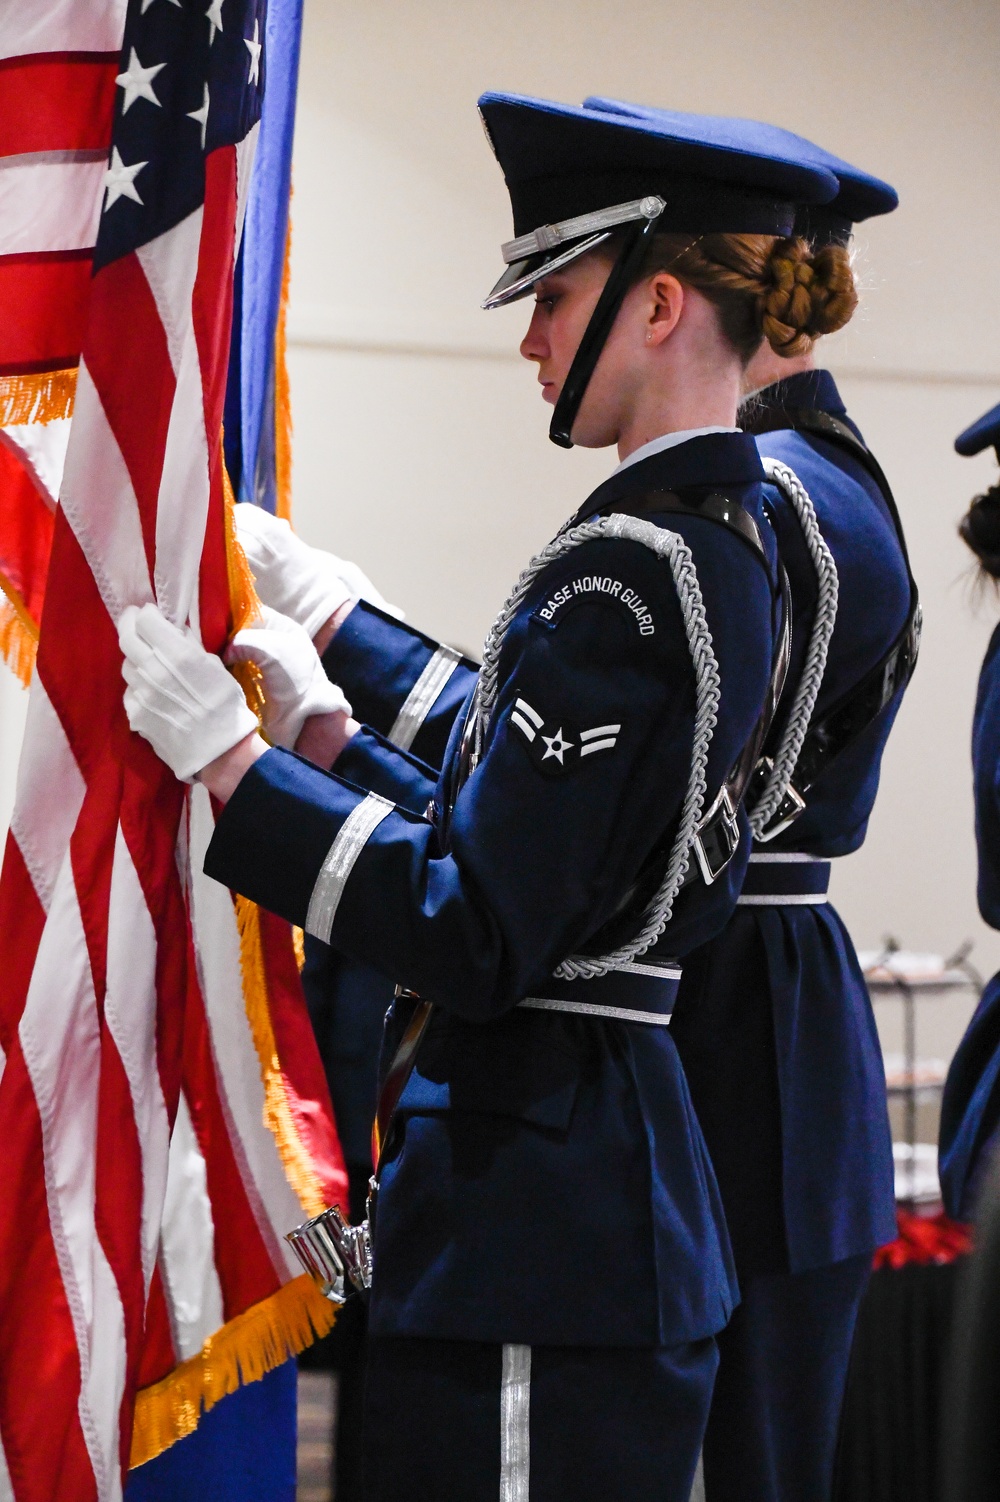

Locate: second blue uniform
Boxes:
[671,368,913,1502]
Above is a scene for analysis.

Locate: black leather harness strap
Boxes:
[751,405,911,561]
[744,404,921,840]
[370,991,433,1174]
[619,484,772,568]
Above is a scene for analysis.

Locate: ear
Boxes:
[645,272,685,347]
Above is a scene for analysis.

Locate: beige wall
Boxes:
[3,0,1000,1047]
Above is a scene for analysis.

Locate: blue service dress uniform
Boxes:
[205,430,784,1501]
[669,370,913,1502]
[940,623,1000,1218]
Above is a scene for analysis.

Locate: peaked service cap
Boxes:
[955,402,1000,459]
[478,91,840,308]
[584,96,898,246]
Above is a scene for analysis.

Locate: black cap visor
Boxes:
[483,231,614,309]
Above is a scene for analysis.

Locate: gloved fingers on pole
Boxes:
[226,605,352,749]
[119,603,259,783]
[234,502,404,630]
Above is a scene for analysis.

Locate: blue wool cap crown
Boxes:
[955,402,1000,459]
[583,96,898,245]
[478,91,840,307]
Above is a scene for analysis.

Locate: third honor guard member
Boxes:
[118,95,844,1499]
[587,99,916,1502]
[940,405,1000,1221]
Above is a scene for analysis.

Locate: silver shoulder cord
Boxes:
[456,511,722,981]
[748,458,839,839]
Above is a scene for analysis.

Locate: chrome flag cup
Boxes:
[287,1206,373,1303]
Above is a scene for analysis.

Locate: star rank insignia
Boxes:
[509,697,621,776]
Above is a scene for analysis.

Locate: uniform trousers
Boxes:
[701,1252,871,1502]
[363,1333,718,1501]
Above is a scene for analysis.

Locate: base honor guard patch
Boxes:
[509,697,621,775]
[532,573,656,636]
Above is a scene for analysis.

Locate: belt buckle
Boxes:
[693,786,740,885]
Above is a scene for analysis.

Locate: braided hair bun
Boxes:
[760,239,859,357]
[960,486,1000,579]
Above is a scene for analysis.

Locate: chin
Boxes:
[569,419,619,450]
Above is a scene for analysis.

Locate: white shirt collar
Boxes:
[612,426,740,476]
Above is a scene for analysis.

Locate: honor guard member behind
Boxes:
[940,405,1000,1221]
[587,97,915,1502]
[118,94,843,1501]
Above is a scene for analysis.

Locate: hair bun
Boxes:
[960,486,1000,578]
[760,238,858,357]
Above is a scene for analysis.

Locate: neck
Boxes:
[616,374,741,462]
[743,346,816,398]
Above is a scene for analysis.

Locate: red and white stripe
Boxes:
[0,6,347,1497]
[0,4,123,633]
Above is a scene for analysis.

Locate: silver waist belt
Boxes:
[518,959,681,1027]
[737,853,832,906]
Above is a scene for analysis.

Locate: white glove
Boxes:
[235,503,404,633]
[120,604,259,783]
[226,606,352,749]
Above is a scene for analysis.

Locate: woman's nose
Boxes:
[520,304,548,363]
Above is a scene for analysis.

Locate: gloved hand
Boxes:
[226,606,352,749]
[235,503,403,634]
[119,604,259,783]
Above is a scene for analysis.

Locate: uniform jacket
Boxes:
[671,370,909,1276]
[940,622,1000,1219]
[206,431,782,1346]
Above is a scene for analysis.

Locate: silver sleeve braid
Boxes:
[749,458,839,838]
[468,512,721,981]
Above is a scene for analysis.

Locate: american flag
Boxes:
[0,3,346,1497]
[0,5,126,678]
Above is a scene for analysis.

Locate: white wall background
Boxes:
[3,0,1000,1051]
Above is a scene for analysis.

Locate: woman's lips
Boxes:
[540,380,556,404]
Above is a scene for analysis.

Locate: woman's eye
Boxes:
[536,295,557,313]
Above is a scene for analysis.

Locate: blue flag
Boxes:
[224,0,303,511]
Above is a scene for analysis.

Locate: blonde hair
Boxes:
[621,232,858,363]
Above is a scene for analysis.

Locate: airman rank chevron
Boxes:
[510,697,621,775]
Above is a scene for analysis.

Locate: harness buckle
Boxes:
[751,756,808,843]
[692,785,741,884]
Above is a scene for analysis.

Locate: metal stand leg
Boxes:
[903,978,916,1209]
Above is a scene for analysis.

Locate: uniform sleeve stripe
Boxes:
[305,793,395,943]
[388,645,463,751]
[510,711,536,741]
[579,724,621,741]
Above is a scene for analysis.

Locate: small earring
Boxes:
[646,331,652,342]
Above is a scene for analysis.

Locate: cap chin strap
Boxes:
[549,201,665,449]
